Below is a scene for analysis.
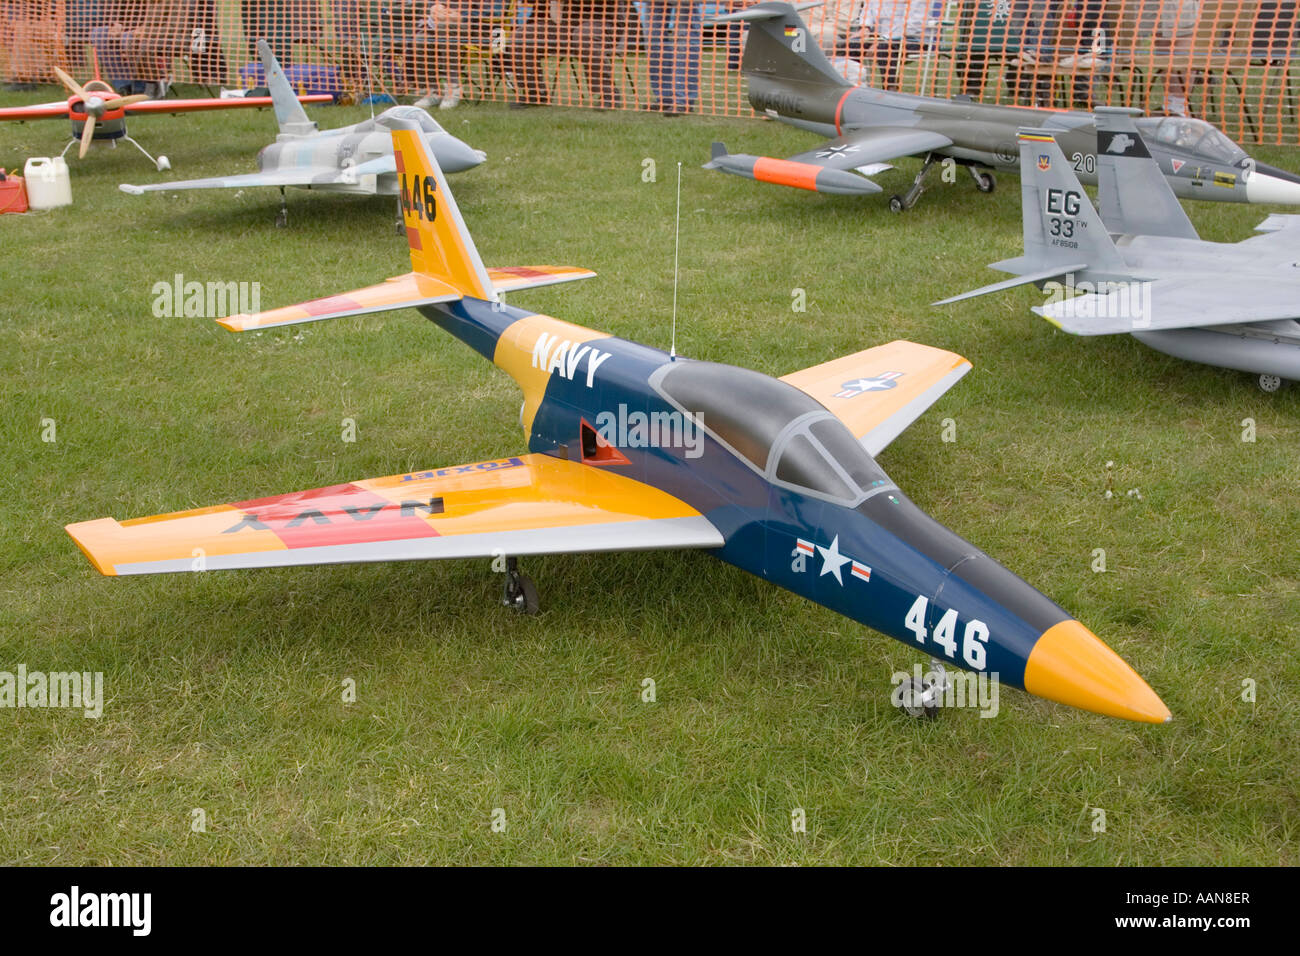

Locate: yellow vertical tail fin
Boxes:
[391,123,495,301]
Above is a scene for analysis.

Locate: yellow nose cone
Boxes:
[1024,620,1171,723]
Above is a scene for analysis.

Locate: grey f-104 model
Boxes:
[939,107,1300,391]
[120,40,485,225]
[704,2,1300,213]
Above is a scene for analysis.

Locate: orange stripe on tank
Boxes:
[753,157,821,192]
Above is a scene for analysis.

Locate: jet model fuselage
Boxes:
[712,2,1300,207]
[255,106,487,195]
[421,296,1164,721]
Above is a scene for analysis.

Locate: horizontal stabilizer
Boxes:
[1035,276,1300,335]
[218,272,462,331]
[934,263,1090,306]
[488,266,596,294]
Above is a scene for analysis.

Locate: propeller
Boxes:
[52,67,148,156]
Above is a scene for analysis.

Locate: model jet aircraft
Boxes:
[703,2,1300,212]
[120,40,485,225]
[938,107,1300,392]
[66,121,1170,725]
[0,58,330,171]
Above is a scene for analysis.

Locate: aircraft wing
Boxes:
[123,94,331,114]
[780,340,971,457]
[787,127,954,169]
[0,101,70,121]
[1035,277,1300,335]
[66,453,724,576]
[120,167,345,195]
[705,128,953,196]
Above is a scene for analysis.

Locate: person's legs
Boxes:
[646,1,671,108]
[576,17,618,108]
[677,1,702,109]
[508,14,552,104]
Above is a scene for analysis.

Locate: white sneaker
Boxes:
[414,90,438,108]
[439,82,462,109]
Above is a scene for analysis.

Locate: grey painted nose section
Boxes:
[435,134,487,173]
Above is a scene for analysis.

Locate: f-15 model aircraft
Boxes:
[66,121,1170,725]
[939,107,1300,392]
[0,58,330,171]
[704,2,1300,213]
[120,39,485,225]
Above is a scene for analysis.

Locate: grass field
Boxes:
[0,96,1297,865]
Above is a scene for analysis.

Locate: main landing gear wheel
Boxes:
[501,556,539,615]
[890,659,952,720]
[156,155,170,171]
[276,185,288,229]
[1258,373,1283,392]
[887,152,939,214]
[971,168,996,192]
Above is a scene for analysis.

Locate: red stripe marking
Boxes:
[233,483,440,548]
[301,294,364,317]
[834,86,857,137]
[494,266,552,278]
[406,226,423,250]
[394,148,405,174]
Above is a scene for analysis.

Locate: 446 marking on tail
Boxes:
[400,174,437,221]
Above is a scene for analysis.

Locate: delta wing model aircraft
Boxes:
[120,39,485,225]
[703,2,1300,213]
[67,121,1170,725]
[939,107,1300,391]
[0,58,330,171]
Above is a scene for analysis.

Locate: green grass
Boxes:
[0,96,1297,865]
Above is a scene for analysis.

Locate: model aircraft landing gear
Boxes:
[969,166,996,193]
[891,659,952,719]
[276,187,288,229]
[501,556,540,615]
[1258,373,1284,392]
[123,135,168,172]
[888,153,939,213]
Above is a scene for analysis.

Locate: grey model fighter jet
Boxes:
[938,107,1300,391]
[704,2,1300,212]
[120,40,485,225]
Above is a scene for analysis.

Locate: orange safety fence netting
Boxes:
[1,1,1297,145]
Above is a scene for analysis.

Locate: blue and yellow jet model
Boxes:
[67,122,1170,725]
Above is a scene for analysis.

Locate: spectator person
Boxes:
[405,1,492,109]
[508,1,630,109]
[1158,0,1199,116]
[803,0,857,53]
[835,0,927,90]
[644,1,702,114]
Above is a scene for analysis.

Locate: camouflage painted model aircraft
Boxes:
[704,2,1300,212]
[939,108,1300,392]
[120,40,485,226]
[0,57,330,171]
[67,121,1170,725]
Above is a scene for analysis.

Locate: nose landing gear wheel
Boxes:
[1258,373,1283,392]
[971,167,996,192]
[888,194,906,214]
[890,659,952,719]
[501,556,539,615]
